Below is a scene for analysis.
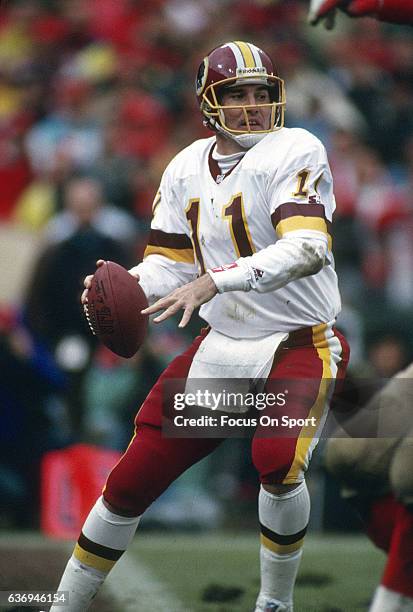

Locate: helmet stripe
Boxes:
[249,44,264,69]
[227,42,245,68]
[234,41,256,68]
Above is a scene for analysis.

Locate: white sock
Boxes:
[255,482,310,611]
[369,585,413,612]
[50,556,106,612]
[50,496,140,612]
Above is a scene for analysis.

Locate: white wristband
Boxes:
[207,262,251,293]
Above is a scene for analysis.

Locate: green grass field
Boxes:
[0,530,385,611]
[130,532,385,612]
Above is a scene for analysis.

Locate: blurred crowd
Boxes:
[0,0,412,529]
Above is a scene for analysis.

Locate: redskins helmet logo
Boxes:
[196,57,209,97]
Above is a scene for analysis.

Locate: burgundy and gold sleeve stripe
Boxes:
[271,202,332,250]
[144,229,195,264]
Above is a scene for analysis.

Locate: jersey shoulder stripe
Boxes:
[147,229,192,248]
[144,229,194,263]
[271,202,328,226]
[271,202,332,249]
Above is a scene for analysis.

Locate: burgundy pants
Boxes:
[104,324,349,515]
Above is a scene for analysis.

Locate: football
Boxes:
[84,261,148,358]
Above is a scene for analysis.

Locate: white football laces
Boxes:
[83,301,97,336]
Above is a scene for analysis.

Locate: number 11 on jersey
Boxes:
[223,193,255,257]
[186,194,256,274]
[186,199,206,274]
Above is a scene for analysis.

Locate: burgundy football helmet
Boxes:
[196,41,285,142]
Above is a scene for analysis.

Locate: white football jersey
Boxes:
[134,127,341,338]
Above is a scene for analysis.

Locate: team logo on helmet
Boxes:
[196,57,209,97]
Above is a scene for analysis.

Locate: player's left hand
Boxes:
[142,274,218,328]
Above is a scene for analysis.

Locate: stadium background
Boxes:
[0,0,412,610]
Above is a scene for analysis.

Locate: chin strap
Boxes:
[232,132,270,148]
[206,118,270,149]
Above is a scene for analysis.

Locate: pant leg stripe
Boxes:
[283,323,335,483]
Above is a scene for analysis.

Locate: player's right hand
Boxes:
[81,259,105,305]
[128,269,141,283]
[81,261,141,306]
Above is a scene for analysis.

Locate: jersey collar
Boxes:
[208,143,243,184]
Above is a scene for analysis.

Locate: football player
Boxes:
[326,366,413,612]
[51,41,349,612]
[308,0,413,27]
